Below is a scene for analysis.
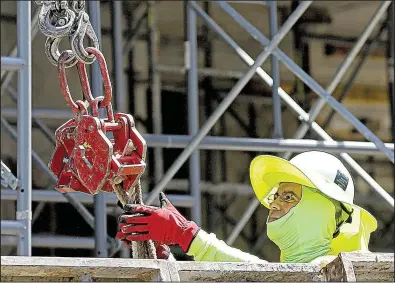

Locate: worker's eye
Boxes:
[268,192,298,204]
[283,193,296,202]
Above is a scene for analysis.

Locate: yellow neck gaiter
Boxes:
[266,186,337,263]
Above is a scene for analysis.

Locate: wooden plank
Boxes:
[0,256,168,282]
[176,261,325,282]
[323,252,394,282]
[2,252,393,282]
[323,256,348,282]
[341,252,394,282]
[1,256,325,282]
[164,260,182,281]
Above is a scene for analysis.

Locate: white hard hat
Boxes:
[250,151,377,236]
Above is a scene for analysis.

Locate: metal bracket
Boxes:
[16,210,32,221]
[1,160,18,190]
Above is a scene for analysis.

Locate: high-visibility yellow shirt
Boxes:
[187,216,371,266]
[187,230,267,263]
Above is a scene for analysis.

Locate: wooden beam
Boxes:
[1,252,393,282]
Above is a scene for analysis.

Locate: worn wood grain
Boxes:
[1,252,393,282]
[1,256,165,282]
[176,261,325,282]
[323,252,394,282]
[341,252,394,282]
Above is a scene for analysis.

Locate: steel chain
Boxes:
[34,0,99,67]
[58,47,113,116]
[35,1,109,118]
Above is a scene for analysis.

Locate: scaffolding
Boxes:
[1,0,394,259]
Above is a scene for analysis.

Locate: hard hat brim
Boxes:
[250,155,377,233]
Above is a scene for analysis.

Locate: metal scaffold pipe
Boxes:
[1,220,26,236]
[282,1,391,159]
[144,1,313,206]
[2,0,392,258]
[16,0,32,256]
[147,2,165,185]
[142,134,394,155]
[185,1,202,225]
[1,189,194,208]
[190,1,395,245]
[322,21,388,130]
[156,64,252,79]
[0,57,25,71]
[1,7,41,94]
[112,1,127,114]
[1,184,383,206]
[217,1,394,163]
[1,235,102,250]
[269,1,283,139]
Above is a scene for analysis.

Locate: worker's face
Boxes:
[267,183,302,223]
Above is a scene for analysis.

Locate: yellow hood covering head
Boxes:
[249,151,377,252]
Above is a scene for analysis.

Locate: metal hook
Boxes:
[70,0,85,13]
[45,37,78,68]
[54,0,68,12]
[37,2,75,38]
[70,12,100,65]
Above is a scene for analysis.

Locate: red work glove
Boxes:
[116,199,172,259]
[116,192,200,252]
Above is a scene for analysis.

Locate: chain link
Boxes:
[58,47,113,116]
[35,0,99,67]
[70,0,85,13]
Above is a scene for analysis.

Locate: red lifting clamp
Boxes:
[48,47,147,195]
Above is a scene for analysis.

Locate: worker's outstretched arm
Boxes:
[186,229,264,262]
[116,193,266,263]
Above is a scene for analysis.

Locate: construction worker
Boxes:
[116,151,377,265]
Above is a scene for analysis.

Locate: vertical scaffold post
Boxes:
[16,0,32,256]
[269,1,283,139]
[112,1,127,113]
[148,2,164,184]
[387,2,395,180]
[185,1,201,225]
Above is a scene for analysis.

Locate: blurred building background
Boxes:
[1,1,394,262]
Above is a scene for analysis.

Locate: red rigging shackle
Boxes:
[105,122,122,131]
[75,100,89,115]
[90,96,115,122]
[52,48,147,195]
[48,113,148,195]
